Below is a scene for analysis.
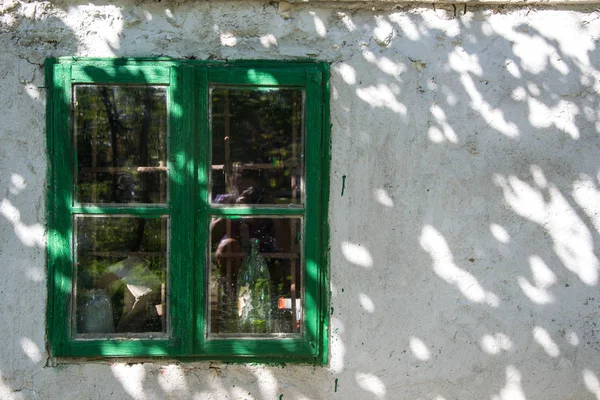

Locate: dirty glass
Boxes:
[210,88,304,206]
[74,85,168,205]
[208,216,303,336]
[73,216,168,336]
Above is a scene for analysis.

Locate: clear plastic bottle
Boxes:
[236,238,272,334]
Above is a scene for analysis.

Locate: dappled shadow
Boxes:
[1,0,600,399]
[0,5,78,398]
[327,2,600,399]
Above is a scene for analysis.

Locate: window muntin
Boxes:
[47,60,329,363]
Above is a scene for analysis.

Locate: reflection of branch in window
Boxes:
[131,88,154,251]
[99,87,122,202]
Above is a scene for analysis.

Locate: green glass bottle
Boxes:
[236,238,272,334]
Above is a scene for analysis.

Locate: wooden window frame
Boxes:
[46,58,330,363]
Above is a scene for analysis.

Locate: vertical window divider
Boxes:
[169,64,196,356]
[48,61,74,356]
[195,66,210,353]
[319,62,331,365]
[303,68,323,356]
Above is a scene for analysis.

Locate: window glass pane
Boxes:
[73,216,168,337]
[208,216,303,336]
[210,88,304,206]
[74,85,168,204]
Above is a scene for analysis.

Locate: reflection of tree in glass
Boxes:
[211,88,303,204]
[75,85,167,204]
[75,87,169,333]
[76,217,167,334]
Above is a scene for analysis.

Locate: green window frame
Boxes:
[46,58,330,363]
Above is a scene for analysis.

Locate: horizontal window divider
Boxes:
[69,339,170,357]
[208,207,304,216]
[72,206,169,215]
[72,65,171,85]
[202,337,315,355]
[208,85,303,92]
[209,68,307,86]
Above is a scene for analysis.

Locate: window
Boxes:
[46,58,330,363]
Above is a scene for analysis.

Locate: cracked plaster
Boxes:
[1,1,600,399]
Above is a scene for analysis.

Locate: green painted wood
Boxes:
[71,65,170,84]
[71,206,169,215]
[194,65,327,360]
[47,62,74,357]
[303,68,324,357]
[209,68,306,86]
[207,85,295,93]
[70,339,169,357]
[47,59,330,362]
[318,62,331,366]
[207,207,304,216]
[202,337,314,356]
[168,65,196,356]
[194,66,210,353]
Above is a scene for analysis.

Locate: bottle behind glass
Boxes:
[236,238,272,334]
[77,289,115,333]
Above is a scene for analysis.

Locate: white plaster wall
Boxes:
[1,1,600,399]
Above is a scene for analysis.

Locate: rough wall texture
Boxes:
[1,0,600,399]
